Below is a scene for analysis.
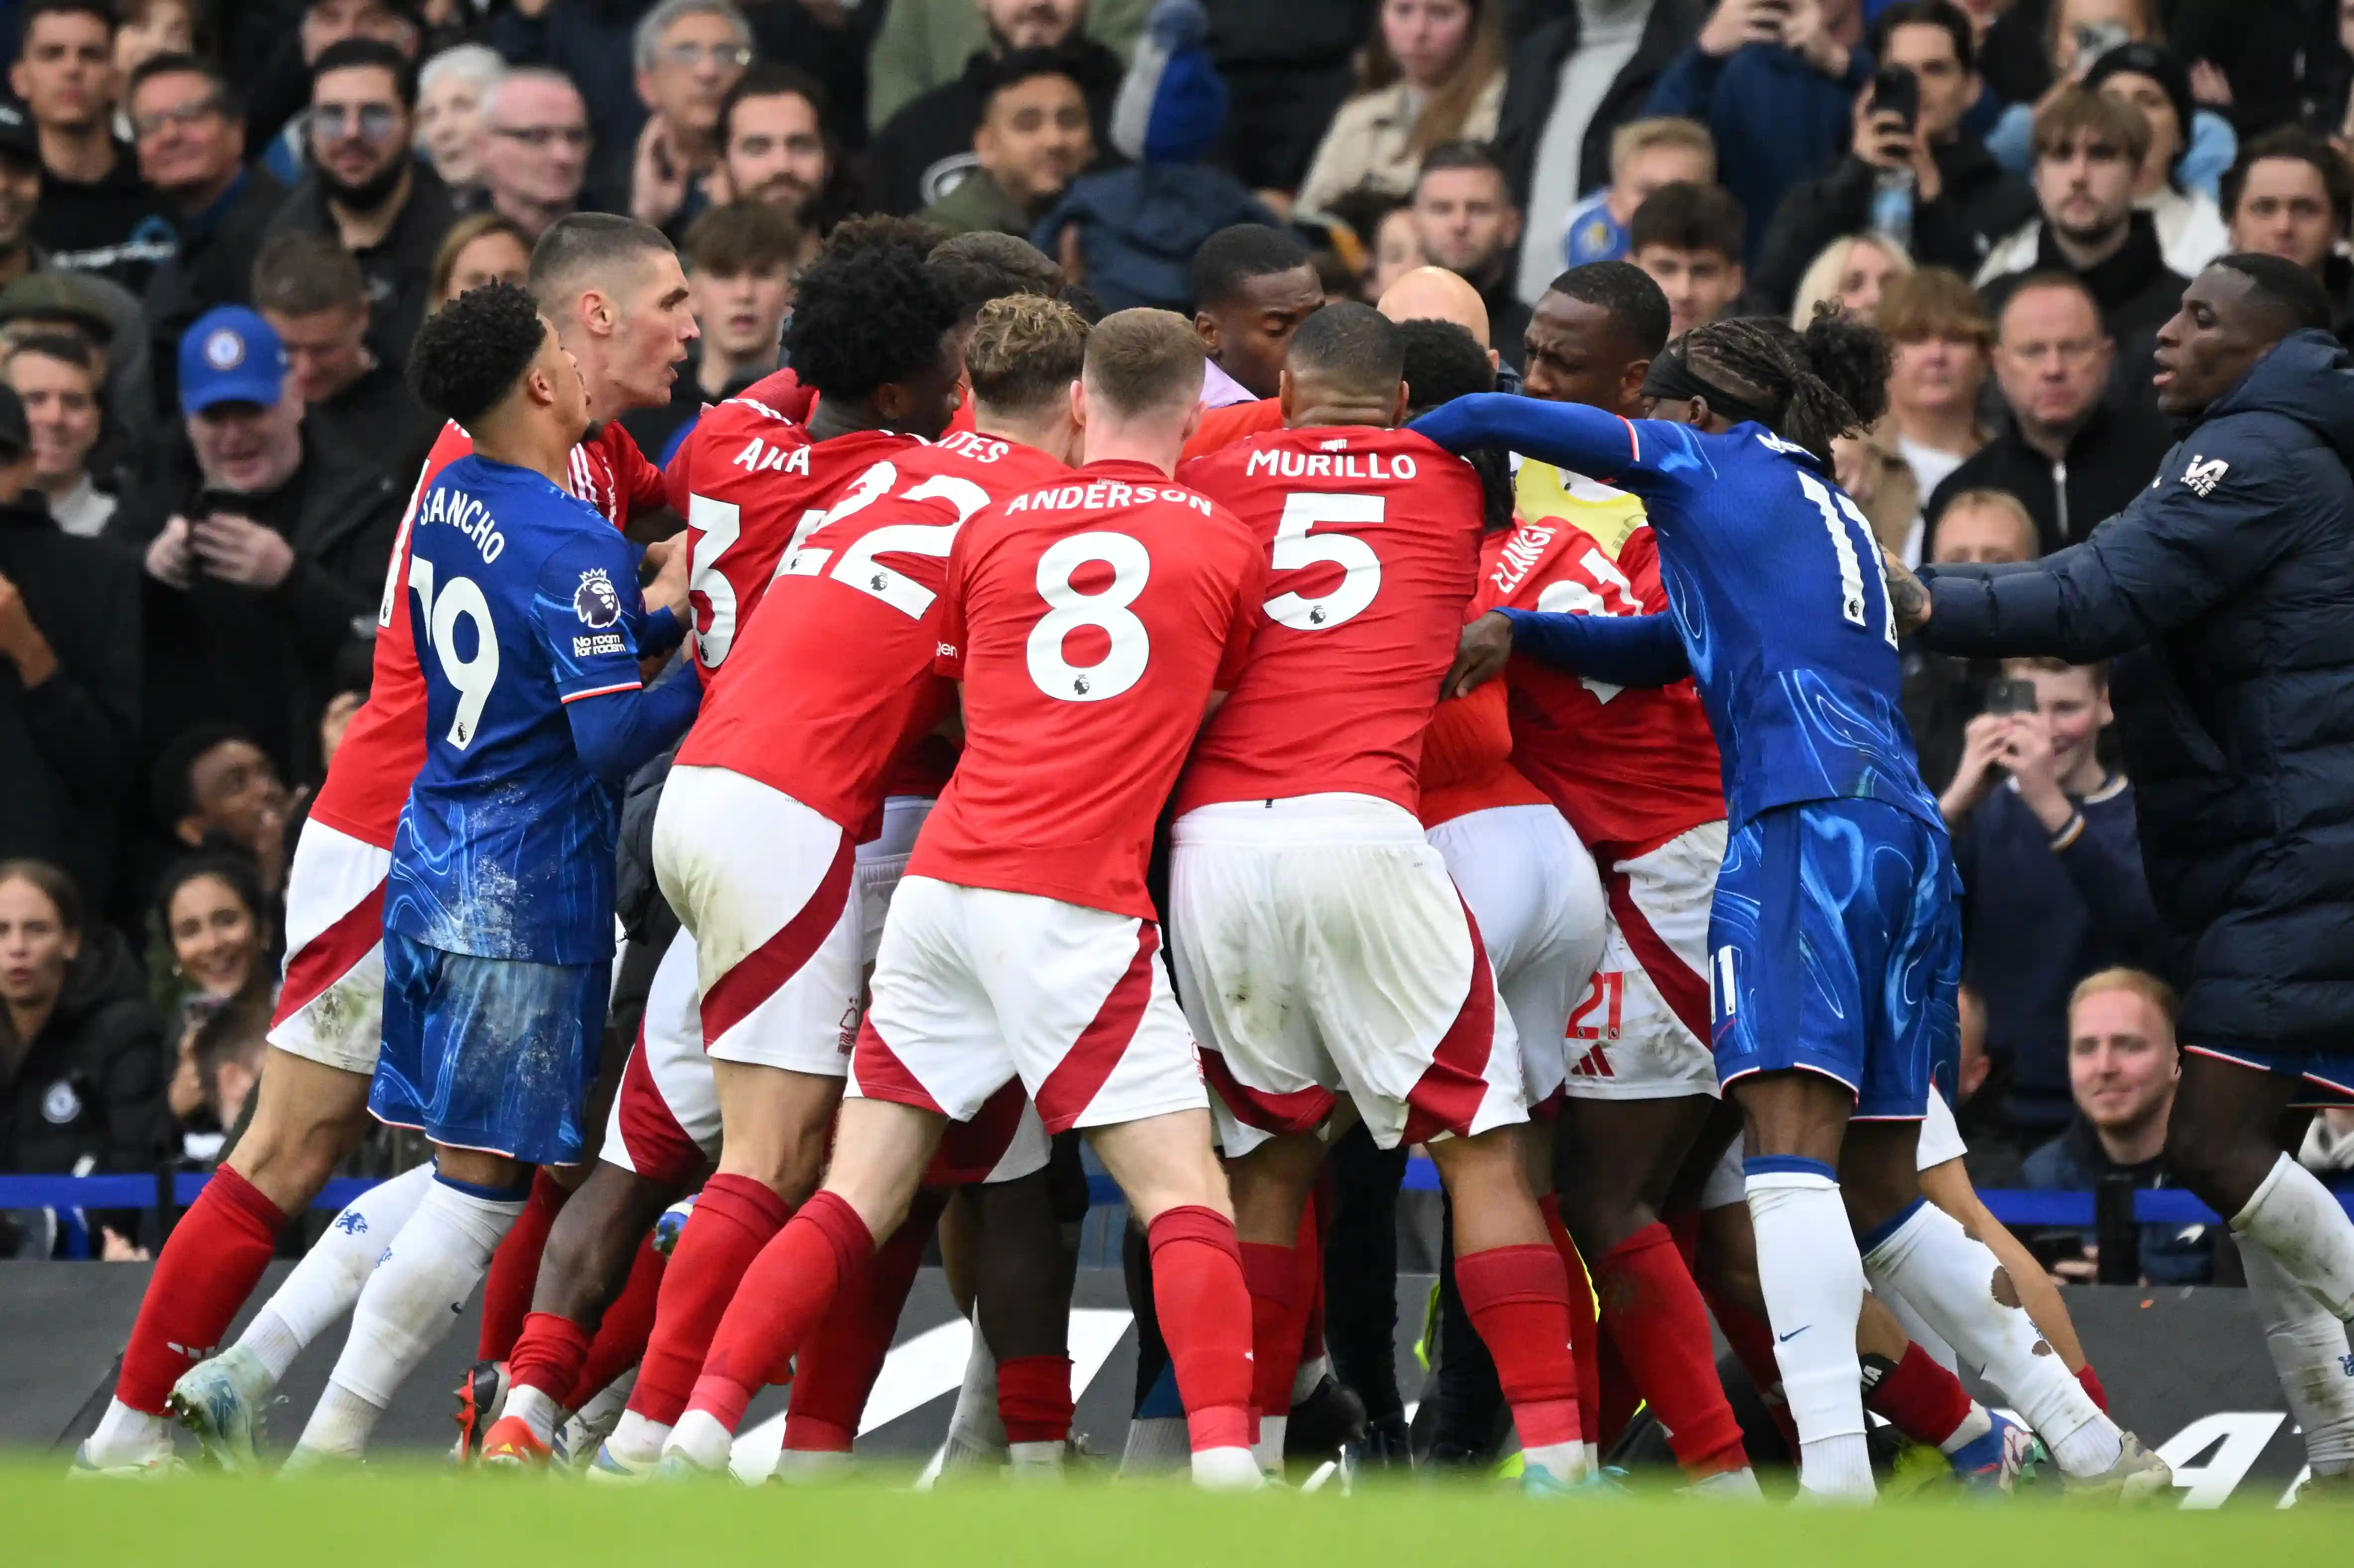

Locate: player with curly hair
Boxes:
[1414,309,2167,1503]
[274,280,700,1467]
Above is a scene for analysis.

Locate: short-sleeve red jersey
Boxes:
[308,418,663,849]
[677,429,1070,833]
[911,459,1266,919]
[1477,469,1723,859]
[1172,426,1485,816]
[666,372,918,674]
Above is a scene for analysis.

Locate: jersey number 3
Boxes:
[408,556,500,749]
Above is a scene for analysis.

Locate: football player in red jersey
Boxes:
[1171,305,1595,1490]
[87,216,697,1476]
[658,311,1269,1488]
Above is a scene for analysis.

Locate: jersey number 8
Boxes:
[408,557,500,749]
[1028,531,1149,702]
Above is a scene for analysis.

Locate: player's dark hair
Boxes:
[783,216,964,404]
[1653,307,1891,464]
[1191,223,1313,312]
[311,36,418,109]
[1549,260,1672,358]
[527,213,677,312]
[1628,181,1744,262]
[1396,318,1494,415]
[929,230,1064,319]
[2212,251,2336,336]
[149,722,258,829]
[406,280,550,425]
[1286,301,1403,393]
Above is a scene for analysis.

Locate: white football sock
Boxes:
[1120,1416,1191,1474]
[1008,1439,1066,1478]
[1252,1414,1288,1473]
[1191,1444,1262,1489]
[242,1163,436,1383]
[942,1315,1005,1466]
[773,1447,853,1482]
[1745,1163,1873,1502]
[292,1173,525,1460]
[2241,1233,2354,1476]
[604,1408,669,1465]
[1859,1197,2118,1476]
[2233,1154,2354,1321]
[1874,1285,1960,1375]
[504,1385,564,1447]
[86,1399,170,1461]
[661,1408,732,1472]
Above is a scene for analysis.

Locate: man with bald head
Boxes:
[1376,264,1497,370]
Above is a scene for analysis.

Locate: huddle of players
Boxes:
[80,210,2167,1501]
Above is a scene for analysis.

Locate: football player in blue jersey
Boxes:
[1416,305,2166,1502]
[286,279,701,1466]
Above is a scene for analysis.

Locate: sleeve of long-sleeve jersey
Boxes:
[534,531,700,783]
[1411,395,1677,499]
[1495,606,1690,688]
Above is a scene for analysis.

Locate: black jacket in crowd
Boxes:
[1924,399,2175,556]
[29,143,175,295]
[868,41,1126,218]
[1979,210,2188,351]
[105,427,407,786]
[264,163,460,379]
[0,497,141,903]
[142,169,288,422]
[1755,138,2036,312]
[0,924,165,1179]
[1918,331,2354,1062]
[1494,0,1706,215]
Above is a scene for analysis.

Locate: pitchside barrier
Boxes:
[2,1173,2349,1503]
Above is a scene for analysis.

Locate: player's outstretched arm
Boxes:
[1409,393,1643,487]
[1495,606,1688,687]
[539,534,704,784]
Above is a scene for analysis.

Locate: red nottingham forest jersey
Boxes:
[909,459,1266,919]
[677,429,1072,833]
[1174,425,1486,816]
[309,418,665,850]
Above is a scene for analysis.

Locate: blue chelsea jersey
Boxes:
[1413,394,1943,834]
[387,454,657,964]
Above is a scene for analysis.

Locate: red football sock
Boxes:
[1239,1241,1299,1437]
[998,1354,1075,1445]
[1146,1205,1255,1453]
[1863,1341,1973,1447]
[627,1174,789,1426]
[567,1236,665,1408]
[478,1169,568,1362]
[687,1191,873,1436]
[784,1190,943,1453]
[1539,1196,1602,1449]
[507,1312,592,1404]
[1597,1223,1747,1476]
[1596,1319,1641,1453]
[116,1166,286,1413]
[1455,1242,1582,1450]
[1703,1282,1800,1454]
[2076,1363,2109,1413]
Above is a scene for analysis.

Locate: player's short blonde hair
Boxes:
[1610,117,1715,183]
[1083,308,1205,420]
[967,294,1089,416]
[2069,967,2179,1029]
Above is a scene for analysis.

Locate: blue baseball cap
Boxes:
[180,306,289,416]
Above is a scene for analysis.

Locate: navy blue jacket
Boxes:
[1919,332,2354,1060]
[2021,1119,2216,1285]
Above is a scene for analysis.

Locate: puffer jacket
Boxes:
[0,926,166,1175]
[1917,330,2354,1058]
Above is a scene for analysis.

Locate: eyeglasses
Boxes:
[130,95,228,138]
[658,41,753,69]
[312,104,402,143]
[491,123,592,150]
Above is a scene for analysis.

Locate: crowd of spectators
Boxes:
[0,0,2351,1279]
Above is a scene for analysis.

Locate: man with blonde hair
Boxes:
[1556,117,1717,278]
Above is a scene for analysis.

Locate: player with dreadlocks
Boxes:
[1415,312,2168,1504]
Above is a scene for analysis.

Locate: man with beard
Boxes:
[870,0,1121,218]
[262,39,457,380]
[709,64,840,234]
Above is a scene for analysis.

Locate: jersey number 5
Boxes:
[1795,470,1899,649]
[1028,531,1149,702]
[1265,493,1382,630]
[408,556,500,749]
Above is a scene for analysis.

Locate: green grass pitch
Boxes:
[3,1464,2339,1568]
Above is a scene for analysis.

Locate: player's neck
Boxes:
[473,412,578,490]
[808,396,897,444]
[1284,401,1396,432]
[1079,431,1181,476]
[975,406,1072,461]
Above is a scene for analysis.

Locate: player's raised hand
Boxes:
[1444,611,1513,700]
[642,532,692,620]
